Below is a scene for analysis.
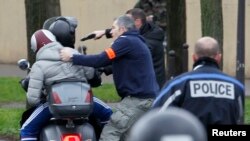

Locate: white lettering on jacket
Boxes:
[190,80,235,99]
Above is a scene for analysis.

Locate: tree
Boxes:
[25,0,61,64]
[165,0,186,78]
[200,0,223,69]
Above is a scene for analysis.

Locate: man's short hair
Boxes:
[116,15,136,31]
[126,8,147,24]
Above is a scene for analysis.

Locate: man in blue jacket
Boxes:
[60,15,159,141]
[152,36,245,127]
[88,8,166,88]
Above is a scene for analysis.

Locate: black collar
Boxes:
[139,22,152,35]
[193,57,220,69]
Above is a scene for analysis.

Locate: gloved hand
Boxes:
[19,76,30,92]
[88,69,102,87]
[97,65,113,76]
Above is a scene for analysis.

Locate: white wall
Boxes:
[0,0,27,63]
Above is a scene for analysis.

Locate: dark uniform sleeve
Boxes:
[152,78,185,109]
[72,52,111,68]
[108,37,130,59]
[72,37,130,68]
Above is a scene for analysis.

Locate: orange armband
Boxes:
[105,48,116,59]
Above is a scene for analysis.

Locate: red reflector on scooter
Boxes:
[85,89,93,103]
[62,134,81,141]
[52,92,62,104]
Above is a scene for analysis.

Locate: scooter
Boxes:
[18,59,96,141]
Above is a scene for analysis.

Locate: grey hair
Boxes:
[115,15,136,31]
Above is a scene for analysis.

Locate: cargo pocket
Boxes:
[137,98,153,111]
[111,110,130,130]
[111,104,142,130]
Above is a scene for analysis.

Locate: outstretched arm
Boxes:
[60,47,111,68]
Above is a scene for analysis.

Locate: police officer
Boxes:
[152,36,245,127]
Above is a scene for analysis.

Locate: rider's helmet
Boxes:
[30,29,56,53]
[128,107,207,141]
[43,16,77,48]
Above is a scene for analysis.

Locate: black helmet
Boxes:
[43,16,77,48]
[128,107,207,141]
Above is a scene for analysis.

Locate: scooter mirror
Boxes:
[17,59,30,71]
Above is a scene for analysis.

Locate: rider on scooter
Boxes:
[44,17,112,138]
[20,17,112,141]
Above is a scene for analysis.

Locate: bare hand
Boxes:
[60,47,73,62]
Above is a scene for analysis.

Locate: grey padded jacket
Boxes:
[27,42,95,106]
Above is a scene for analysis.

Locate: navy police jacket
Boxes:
[72,30,159,99]
[152,57,245,127]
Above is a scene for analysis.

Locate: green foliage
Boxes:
[0,77,26,103]
[92,84,120,102]
[245,97,250,124]
[0,108,24,140]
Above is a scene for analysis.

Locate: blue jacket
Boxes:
[72,30,159,98]
[152,57,245,127]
